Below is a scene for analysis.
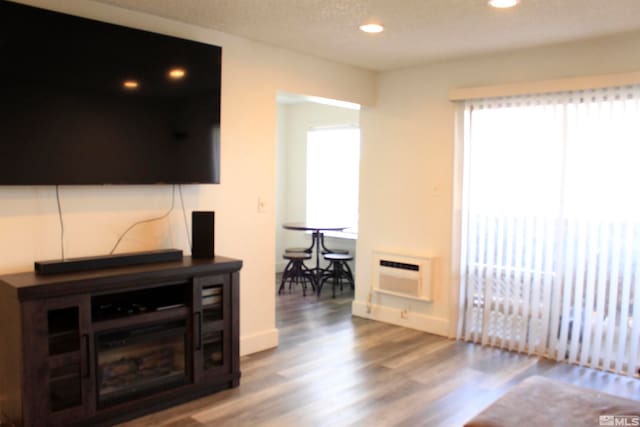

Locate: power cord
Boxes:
[178,184,192,249]
[109,185,176,255]
[55,185,65,260]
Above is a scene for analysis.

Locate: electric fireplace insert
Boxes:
[95,319,189,408]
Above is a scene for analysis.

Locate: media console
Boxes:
[0,256,242,427]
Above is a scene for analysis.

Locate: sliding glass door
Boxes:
[458,86,640,376]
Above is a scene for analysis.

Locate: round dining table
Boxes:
[282,222,348,284]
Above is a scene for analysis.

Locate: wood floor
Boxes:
[120,277,640,427]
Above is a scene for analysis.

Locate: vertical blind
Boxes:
[458,85,640,376]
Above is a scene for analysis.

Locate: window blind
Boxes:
[458,85,640,376]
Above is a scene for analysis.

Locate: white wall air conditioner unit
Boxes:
[372,251,434,302]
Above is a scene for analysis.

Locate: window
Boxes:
[306,127,360,237]
[458,86,640,376]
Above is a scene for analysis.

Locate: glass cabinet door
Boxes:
[22,295,93,426]
[47,306,83,412]
[194,275,230,379]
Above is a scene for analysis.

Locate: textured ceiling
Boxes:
[91,0,640,71]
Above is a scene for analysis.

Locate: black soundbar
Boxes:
[34,249,184,275]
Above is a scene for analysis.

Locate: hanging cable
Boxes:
[109,185,176,255]
[178,184,192,249]
[55,185,65,260]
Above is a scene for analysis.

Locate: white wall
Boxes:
[275,101,359,272]
[275,104,289,273]
[3,0,375,356]
[354,31,640,337]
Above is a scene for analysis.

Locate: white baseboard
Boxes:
[352,300,450,337]
[240,328,279,356]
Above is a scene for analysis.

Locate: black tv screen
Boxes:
[0,1,221,185]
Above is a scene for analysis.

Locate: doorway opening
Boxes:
[275,92,360,303]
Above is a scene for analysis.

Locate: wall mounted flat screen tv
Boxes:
[0,1,221,185]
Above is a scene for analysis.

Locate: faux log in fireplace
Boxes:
[0,256,242,427]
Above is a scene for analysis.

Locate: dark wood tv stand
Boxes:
[0,256,242,427]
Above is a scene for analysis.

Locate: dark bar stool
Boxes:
[278,252,316,296]
[318,253,354,298]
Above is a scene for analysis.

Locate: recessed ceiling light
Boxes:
[168,68,186,79]
[488,0,520,8]
[359,23,384,34]
[123,80,139,89]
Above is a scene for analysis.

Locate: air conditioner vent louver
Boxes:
[379,260,420,271]
[373,252,434,302]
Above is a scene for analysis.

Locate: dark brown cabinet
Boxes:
[0,256,242,427]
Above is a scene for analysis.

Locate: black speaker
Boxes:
[192,211,215,258]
